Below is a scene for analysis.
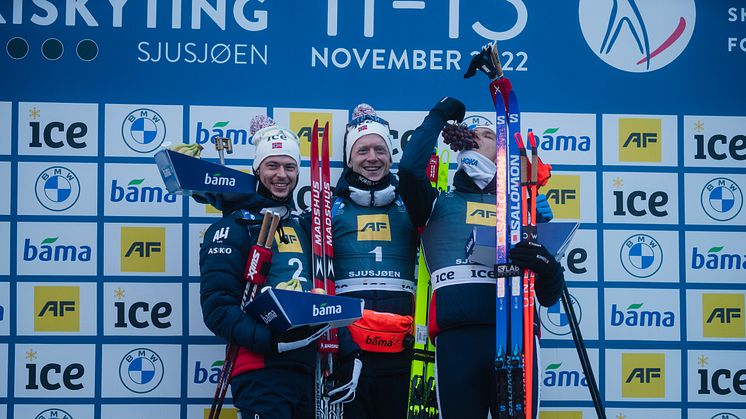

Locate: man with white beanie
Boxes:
[331,104,419,419]
[200,115,359,418]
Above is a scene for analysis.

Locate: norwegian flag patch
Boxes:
[357,125,368,132]
[272,142,283,149]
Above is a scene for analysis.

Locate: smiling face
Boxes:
[473,127,497,162]
[257,155,298,199]
[347,133,392,181]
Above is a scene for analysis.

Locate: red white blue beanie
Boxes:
[344,103,393,162]
[249,115,301,171]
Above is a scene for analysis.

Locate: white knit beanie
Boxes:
[249,115,301,171]
[344,103,393,162]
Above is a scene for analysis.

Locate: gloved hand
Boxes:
[192,192,225,210]
[271,324,330,354]
[536,193,554,223]
[324,353,363,405]
[509,241,564,306]
[464,42,501,80]
[431,97,465,123]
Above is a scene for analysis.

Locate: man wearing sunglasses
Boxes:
[331,104,419,419]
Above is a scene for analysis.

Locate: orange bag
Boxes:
[348,309,414,353]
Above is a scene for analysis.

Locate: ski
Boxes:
[311,120,341,419]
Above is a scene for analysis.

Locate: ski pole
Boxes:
[560,284,606,419]
[208,210,281,419]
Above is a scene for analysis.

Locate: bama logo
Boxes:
[34,286,80,332]
[34,166,81,211]
[579,0,696,72]
[290,111,333,158]
[543,363,588,388]
[620,234,663,278]
[357,214,391,241]
[23,236,92,262]
[204,172,236,187]
[700,177,743,222]
[610,303,675,328]
[120,227,165,272]
[276,227,303,253]
[194,121,249,146]
[692,246,746,271]
[618,118,662,162]
[621,352,665,398]
[534,127,591,152]
[193,360,223,384]
[119,348,164,393]
[110,178,176,203]
[312,303,342,316]
[702,293,745,338]
[543,175,580,219]
[466,201,496,226]
[121,108,167,153]
[540,293,582,337]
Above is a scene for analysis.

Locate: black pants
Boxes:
[343,350,412,419]
[434,326,539,419]
[231,367,315,419]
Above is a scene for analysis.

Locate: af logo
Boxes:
[579,0,695,72]
[34,285,80,332]
[618,118,662,162]
[702,293,745,338]
[119,347,164,393]
[701,177,743,221]
[540,293,582,337]
[357,215,391,241]
[276,227,303,252]
[290,111,333,157]
[466,202,496,226]
[543,175,581,219]
[620,234,663,278]
[120,226,165,272]
[35,166,80,211]
[621,352,665,398]
[34,408,74,419]
[121,108,167,153]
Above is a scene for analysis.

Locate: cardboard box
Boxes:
[466,222,580,267]
[245,289,365,333]
[154,149,256,201]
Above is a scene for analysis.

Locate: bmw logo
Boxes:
[701,177,743,222]
[119,347,164,393]
[540,293,582,337]
[121,108,167,153]
[35,166,81,211]
[35,408,74,419]
[620,234,663,278]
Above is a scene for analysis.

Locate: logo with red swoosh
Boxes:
[579,0,696,72]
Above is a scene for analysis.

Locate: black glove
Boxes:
[324,352,363,405]
[271,324,330,354]
[430,97,465,123]
[463,42,501,80]
[509,241,564,306]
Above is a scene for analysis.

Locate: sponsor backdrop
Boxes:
[1,1,745,418]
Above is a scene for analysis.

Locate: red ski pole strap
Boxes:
[243,245,272,286]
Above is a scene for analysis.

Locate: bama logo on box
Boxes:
[120,227,165,272]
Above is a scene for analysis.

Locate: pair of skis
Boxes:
[494,74,540,418]
[310,120,343,419]
[208,210,282,419]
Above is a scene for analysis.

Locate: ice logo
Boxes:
[119,348,164,393]
[579,0,696,72]
[540,293,582,337]
[35,166,81,211]
[121,108,167,153]
[700,177,743,222]
[34,408,74,419]
[620,234,663,278]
